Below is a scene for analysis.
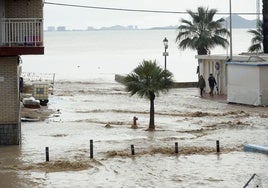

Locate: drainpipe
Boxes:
[17,56,22,144]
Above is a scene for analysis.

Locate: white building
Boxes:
[196,54,268,106]
[227,61,268,106]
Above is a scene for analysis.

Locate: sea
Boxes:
[21,29,252,82]
[1,29,267,188]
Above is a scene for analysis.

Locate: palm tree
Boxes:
[123,60,174,130]
[176,7,229,56]
[248,20,263,53]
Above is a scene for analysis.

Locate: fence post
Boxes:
[131,145,135,155]
[45,147,49,162]
[90,140,93,159]
[175,142,179,154]
[216,140,220,153]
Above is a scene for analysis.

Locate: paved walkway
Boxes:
[200,92,227,103]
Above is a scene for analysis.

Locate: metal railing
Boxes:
[0,18,43,47]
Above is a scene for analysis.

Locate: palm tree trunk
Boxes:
[263,0,268,53]
[148,92,155,130]
[197,48,208,55]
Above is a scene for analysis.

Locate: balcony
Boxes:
[0,18,44,56]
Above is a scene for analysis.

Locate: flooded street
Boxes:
[1,80,268,187]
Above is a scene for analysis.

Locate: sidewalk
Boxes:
[200,92,227,103]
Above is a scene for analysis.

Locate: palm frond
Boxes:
[124,60,174,99]
[176,6,229,54]
[247,20,263,53]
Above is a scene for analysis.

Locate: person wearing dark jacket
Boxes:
[197,75,206,97]
[208,73,217,96]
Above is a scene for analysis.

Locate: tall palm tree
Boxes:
[176,7,229,56]
[248,20,263,53]
[123,60,174,130]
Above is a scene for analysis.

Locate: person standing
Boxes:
[208,73,217,96]
[197,75,206,97]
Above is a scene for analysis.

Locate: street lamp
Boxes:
[229,0,233,61]
[163,37,168,70]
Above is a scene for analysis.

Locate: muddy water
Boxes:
[1,80,268,187]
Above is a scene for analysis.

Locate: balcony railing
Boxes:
[0,18,43,47]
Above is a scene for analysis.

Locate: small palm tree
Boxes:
[248,20,263,53]
[176,7,229,55]
[123,60,174,130]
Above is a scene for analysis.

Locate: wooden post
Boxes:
[216,140,220,153]
[90,140,93,158]
[131,144,135,155]
[45,147,49,162]
[175,142,179,154]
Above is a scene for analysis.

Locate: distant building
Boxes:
[127,25,134,30]
[87,26,96,31]
[47,26,55,31]
[57,26,66,31]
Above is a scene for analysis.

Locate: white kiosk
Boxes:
[226,61,268,106]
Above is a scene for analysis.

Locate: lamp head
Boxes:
[163,37,168,49]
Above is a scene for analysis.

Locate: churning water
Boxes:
[0,29,267,188]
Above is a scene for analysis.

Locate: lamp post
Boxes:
[163,37,168,71]
[229,0,233,61]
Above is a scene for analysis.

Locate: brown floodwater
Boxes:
[1,81,268,187]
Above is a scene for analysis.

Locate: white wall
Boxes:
[259,66,268,105]
[227,64,261,105]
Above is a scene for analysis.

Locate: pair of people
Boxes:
[197,74,217,97]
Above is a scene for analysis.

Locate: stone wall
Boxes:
[5,0,43,18]
[0,56,20,145]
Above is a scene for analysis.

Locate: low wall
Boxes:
[115,74,197,88]
[172,82,197,88]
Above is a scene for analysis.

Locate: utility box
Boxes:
[33,83,49,106]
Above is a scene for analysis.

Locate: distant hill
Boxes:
[86,25,139,31]
[47,15,258,32]
[148,25,177,30]
[224,15,257,28]
[147,15,257,30]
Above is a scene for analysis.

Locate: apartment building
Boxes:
[0,0,44,144]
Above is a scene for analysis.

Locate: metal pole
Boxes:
[164,48,167,71]
[229,0,233,61]
[90,140,93,158]
[45,147,49,162]
[175,142,179,154]
[216,140,220,153]
[243,173,256,188]
[131,145,135,155]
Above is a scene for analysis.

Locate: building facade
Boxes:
[196,54,268,105]
[0,0,44,144]
[227,61,268,106]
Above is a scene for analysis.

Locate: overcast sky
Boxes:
[44,0,262,29]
